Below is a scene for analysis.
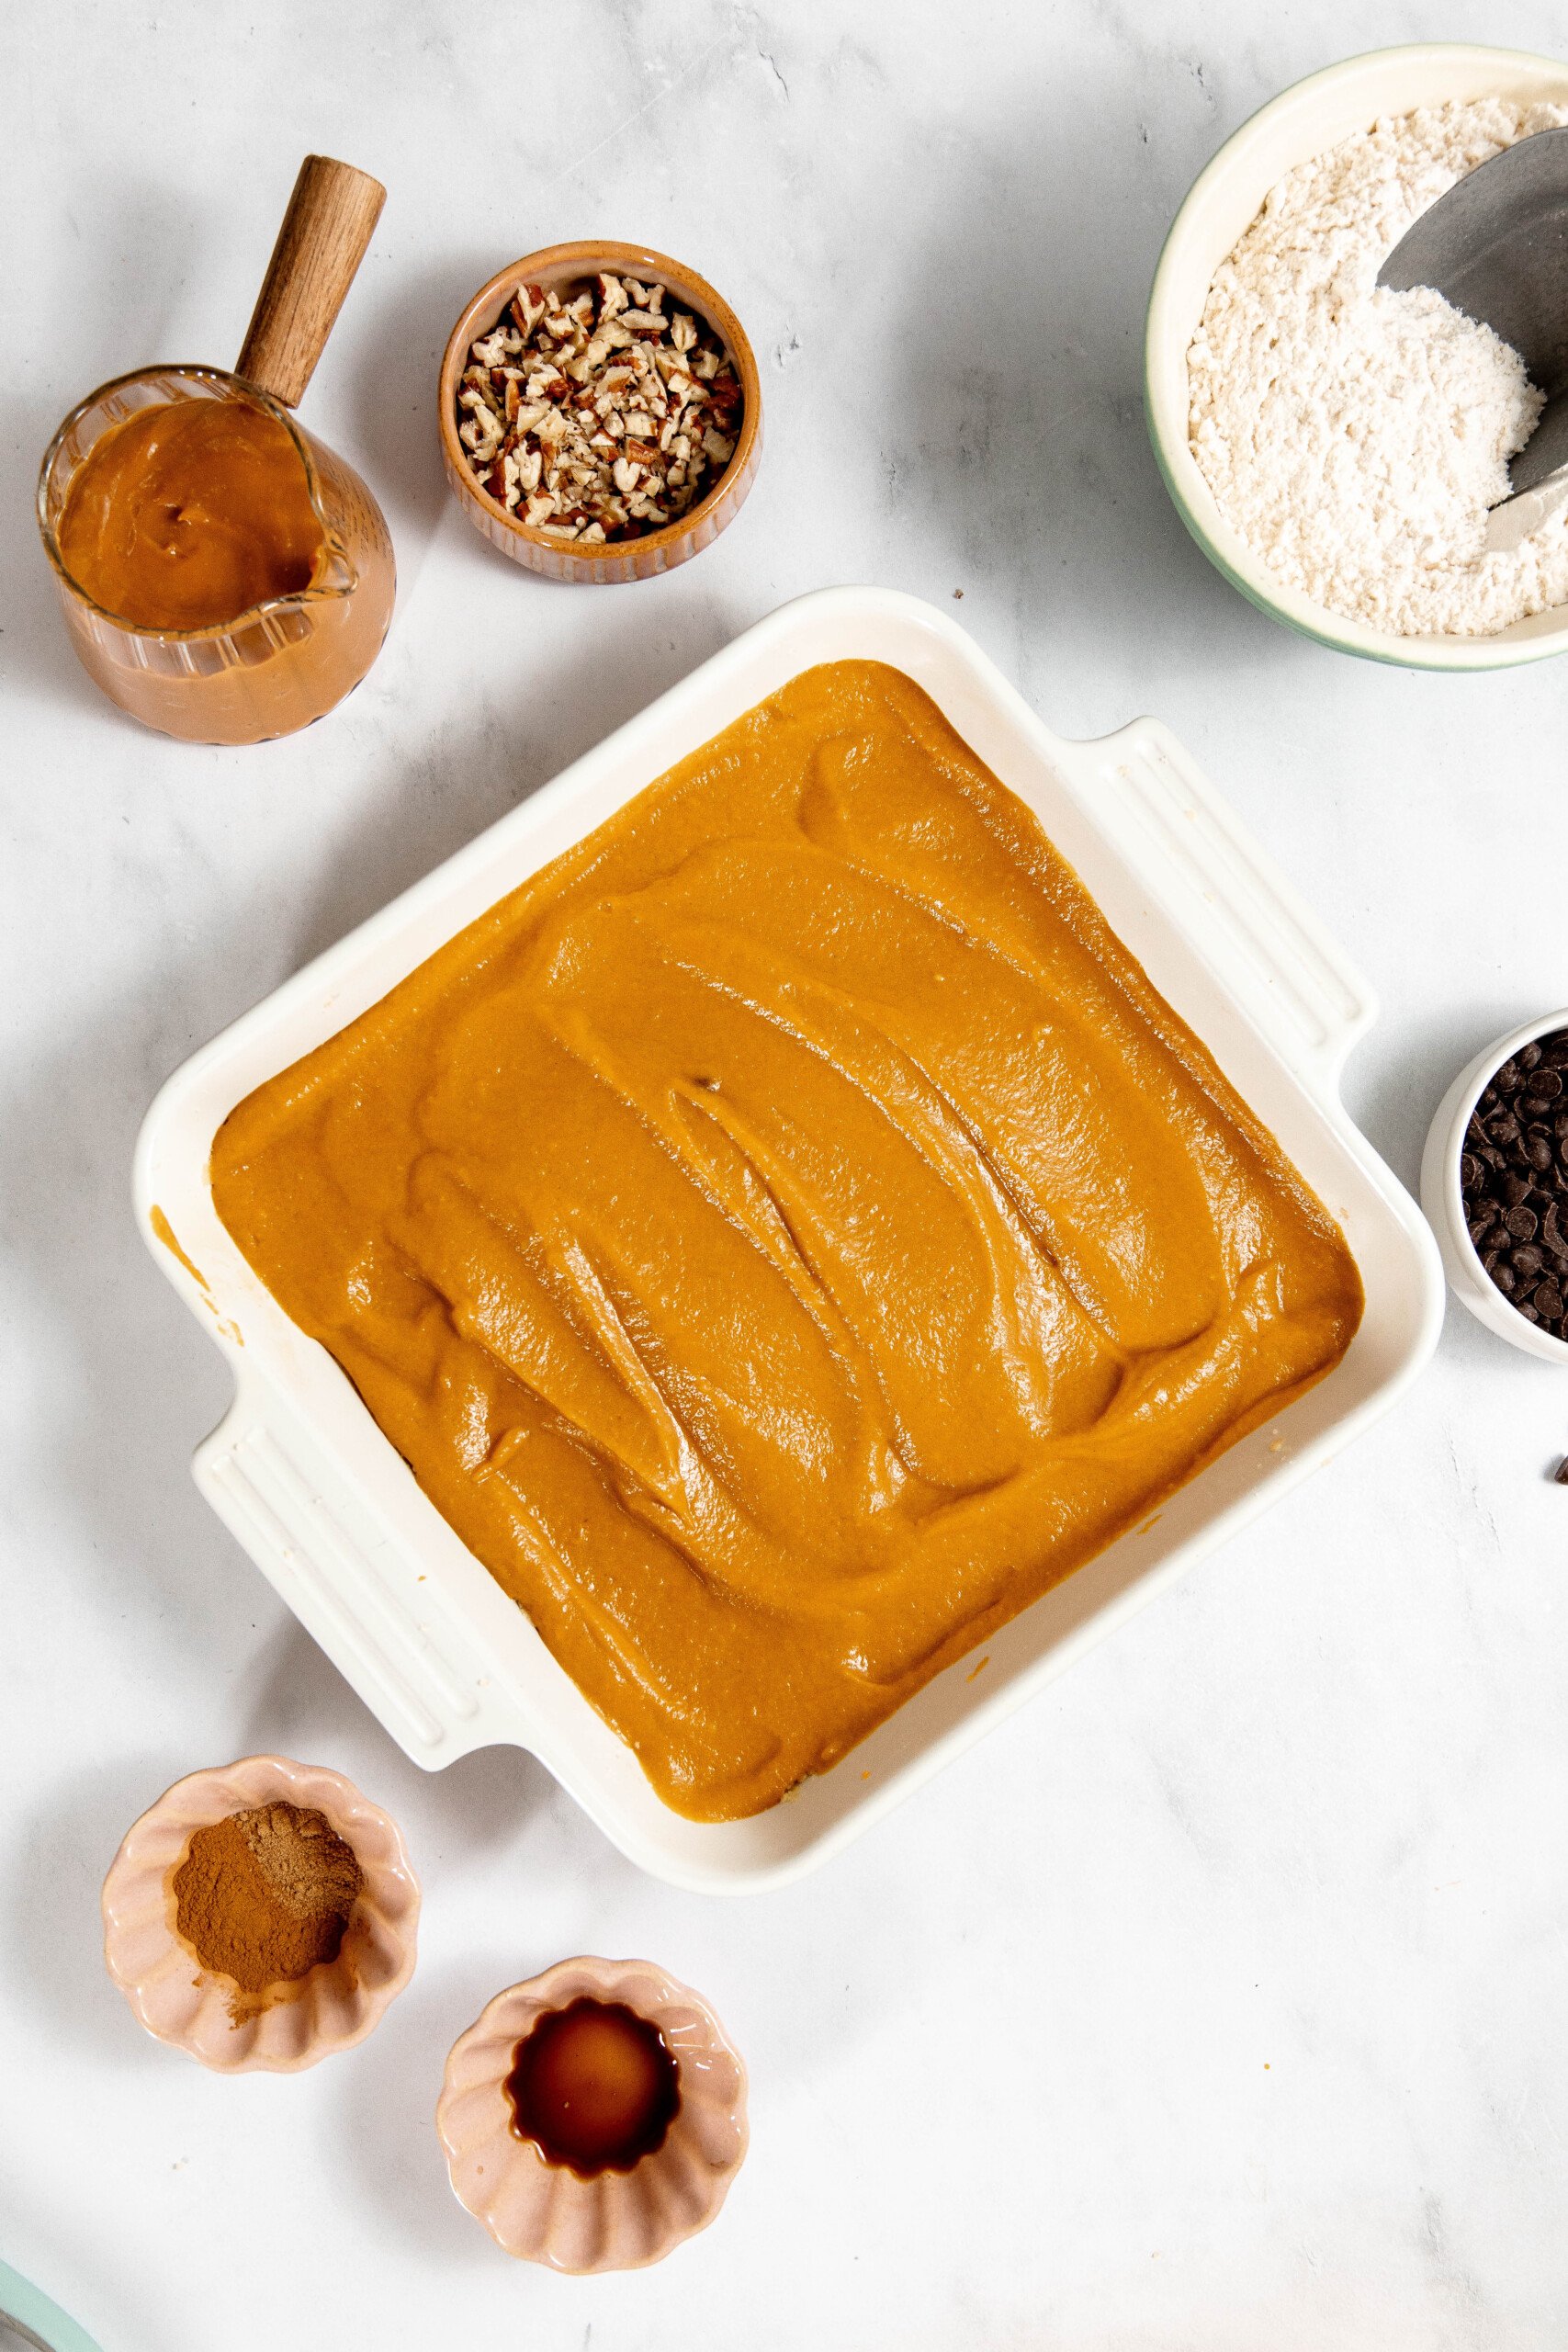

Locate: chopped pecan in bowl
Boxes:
[456,273,743,545]
[440,243,761,582]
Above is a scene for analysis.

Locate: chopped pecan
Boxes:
[454,272,744,541]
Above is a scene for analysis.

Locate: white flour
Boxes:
[1187,97,1568,638]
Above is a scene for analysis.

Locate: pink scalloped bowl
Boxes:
[436,1957,749,2271]
[101,1753,420,2073]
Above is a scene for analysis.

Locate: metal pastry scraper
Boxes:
[1378,124,1568,552]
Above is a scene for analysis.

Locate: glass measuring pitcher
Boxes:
[38,365,395,746]
[36,155,393,746]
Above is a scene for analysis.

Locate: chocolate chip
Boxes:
[1459,1026,1568,1337]
[1555,1458,1568,1486]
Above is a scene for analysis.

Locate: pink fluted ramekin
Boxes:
[101,1752,420,2073]
[436,1956,749,2270]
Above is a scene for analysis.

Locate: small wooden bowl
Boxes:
[438,243,762,583]
[101,1754,420,2073]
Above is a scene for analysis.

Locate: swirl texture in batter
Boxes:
[211,662,1362,1820]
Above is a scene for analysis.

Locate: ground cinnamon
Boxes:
[172,1801,364,2017]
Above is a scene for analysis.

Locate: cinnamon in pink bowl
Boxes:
[101,1753,419,2073]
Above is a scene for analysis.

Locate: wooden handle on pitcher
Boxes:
[236,155,386,407]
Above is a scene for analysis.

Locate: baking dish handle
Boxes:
[193,1377,525,1768]
[1083,716,1375,1091]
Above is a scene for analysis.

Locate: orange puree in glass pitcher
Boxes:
[211,662,1363,1823]
[56,397,324,630]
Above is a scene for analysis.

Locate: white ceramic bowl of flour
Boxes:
[1145,44,1568,671]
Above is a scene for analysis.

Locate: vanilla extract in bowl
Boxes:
[1461,1027,1568,1342]
[504,1997,681,2177]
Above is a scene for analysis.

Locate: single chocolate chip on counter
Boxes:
[1554,1458,1568,1486]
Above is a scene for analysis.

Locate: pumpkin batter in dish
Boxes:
[211,662,1363,1821]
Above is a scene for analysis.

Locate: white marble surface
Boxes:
[6,4,1568,2346]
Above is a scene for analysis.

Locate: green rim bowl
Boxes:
[1145,42,1568,673]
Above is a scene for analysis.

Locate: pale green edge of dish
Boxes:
[0,2260,104,2352]
[1141,45,1568,676]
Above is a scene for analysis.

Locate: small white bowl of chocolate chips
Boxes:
[1423,1011,1568,1364]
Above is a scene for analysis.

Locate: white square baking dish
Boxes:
[135,587,1443,1893]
